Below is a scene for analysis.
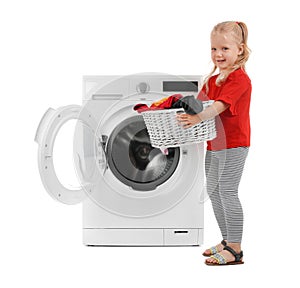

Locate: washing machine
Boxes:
[35,73,205,246]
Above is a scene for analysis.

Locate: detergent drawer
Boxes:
[163,229,202,246]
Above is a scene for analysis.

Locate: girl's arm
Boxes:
[176,101,229,128]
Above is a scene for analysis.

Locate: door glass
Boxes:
[53,119,82,190]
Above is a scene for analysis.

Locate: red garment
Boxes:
[134,94,182,113]
[198,69,251,151]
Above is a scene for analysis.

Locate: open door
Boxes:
[35,105,99,205]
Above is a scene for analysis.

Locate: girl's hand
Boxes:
[176,113,202,128]
[176,101,228,128]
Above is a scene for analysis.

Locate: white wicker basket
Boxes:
[141,100,216,148]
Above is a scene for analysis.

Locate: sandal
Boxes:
[202,240,227,257]
[205,245,244,266]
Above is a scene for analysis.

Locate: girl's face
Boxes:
[211,32,244,72]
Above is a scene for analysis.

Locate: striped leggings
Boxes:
[205,147,249,243]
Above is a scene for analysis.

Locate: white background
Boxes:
[1,0,299,287]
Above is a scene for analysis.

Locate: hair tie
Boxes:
[235,21,244,40]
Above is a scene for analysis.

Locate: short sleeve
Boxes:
[216,74,250,115]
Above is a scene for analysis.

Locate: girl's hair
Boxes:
[204,21,251,89]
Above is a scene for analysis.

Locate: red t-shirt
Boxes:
[198,68,251,151]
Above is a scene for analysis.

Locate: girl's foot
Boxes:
[205,243,243,265]
[202,240,227,256]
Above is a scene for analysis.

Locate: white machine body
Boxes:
[35,73,205,246]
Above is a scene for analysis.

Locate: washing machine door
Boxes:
[35,105,98,204]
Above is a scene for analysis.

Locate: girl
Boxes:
[177,21,251,265]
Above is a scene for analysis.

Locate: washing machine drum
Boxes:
[107,115,180,191]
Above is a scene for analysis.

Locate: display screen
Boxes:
[163,81,198,92]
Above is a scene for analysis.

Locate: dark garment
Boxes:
[171,95,203,115]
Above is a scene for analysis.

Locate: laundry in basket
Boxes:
[141,100,216,149]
